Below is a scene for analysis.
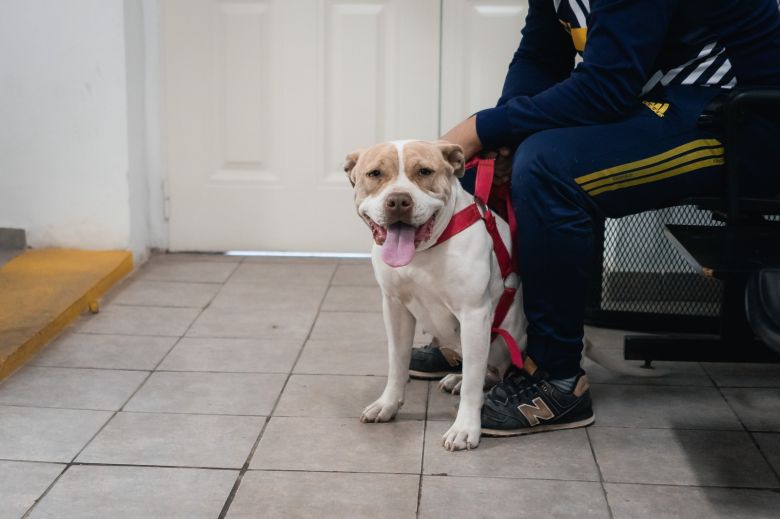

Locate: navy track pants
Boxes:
[463,85,780,378]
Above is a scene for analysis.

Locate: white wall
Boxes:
[0,0,165,260]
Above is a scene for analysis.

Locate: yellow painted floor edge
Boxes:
[0,252,133,382]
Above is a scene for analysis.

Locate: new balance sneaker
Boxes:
[480,358,595,436]
[409,344,462,380]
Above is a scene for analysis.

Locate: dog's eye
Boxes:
[418,168,433,176]
[367,169,381,178]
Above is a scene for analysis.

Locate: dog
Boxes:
[344,139,525,451]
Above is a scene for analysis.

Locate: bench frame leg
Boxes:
[623,273,780,363]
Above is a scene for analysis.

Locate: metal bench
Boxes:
[623,89,780,364]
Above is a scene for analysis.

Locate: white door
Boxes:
[163,0,526,252]
[440,0,528,133]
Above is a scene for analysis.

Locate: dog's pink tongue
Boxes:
[381,223,417,267]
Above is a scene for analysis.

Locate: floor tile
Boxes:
[583,356,713,386]
[753,433,780,473]
[77,305,200,337]
[0,406,111,462]
[77,412,263,468]
[241,257,341,265]
[702,363,780,388]
[590,427,779,487]
[294,340,388,376]
[228,262,336,287]
[426,384,459,422]
[0,461,64,519]
[424,422,599,481]
[311,312,387,342]
[722,388,780,431]
[274,375,427,420]
[310,311,429,343]
[419,476,609,519]
[250,416,424,473]
[321,285,382,313]
[186,306,315,341]
[331,263,377,286]
[226,471,418,519]
[158,337,301,373]
[125,372,286,415]
[136,260,238,283]
[111,281,220,308]
[29,465,236,519]
[209,281,327,312]
[605,483,780,519]
[149,253,241,263]
[31,333,175,370]
[590,384,741,430]
[0,367,147,410]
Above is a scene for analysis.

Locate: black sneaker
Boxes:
[409,344,462,380]
[481,358,595,436]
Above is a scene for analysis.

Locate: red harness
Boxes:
[433,157,523,368]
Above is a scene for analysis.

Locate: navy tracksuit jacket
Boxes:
[466,0,780,378]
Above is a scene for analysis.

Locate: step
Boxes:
[0,249,133,381]
[0,228,27,269]
[0,227,26,250]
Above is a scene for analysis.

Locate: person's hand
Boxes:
[440,116,482,160]
[481,147,513,185]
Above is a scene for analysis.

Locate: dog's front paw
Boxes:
[438,374,462,394]
[360,398,401,423]
[442,420,481,451]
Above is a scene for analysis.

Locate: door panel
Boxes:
[164,0,440,252]
[440,0,528,134]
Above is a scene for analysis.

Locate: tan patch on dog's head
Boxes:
[343,143,399,202]
[400,140,465,202]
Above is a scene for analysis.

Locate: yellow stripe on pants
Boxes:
[574,138,722,186]
[582,146,724,192]
[587,156,725,197]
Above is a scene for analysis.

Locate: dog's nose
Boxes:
[384,192,414,220]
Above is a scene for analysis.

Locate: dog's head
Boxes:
[344,140,465,267]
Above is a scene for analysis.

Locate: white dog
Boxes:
[344,139,526,451]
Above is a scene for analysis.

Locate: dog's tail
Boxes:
[583,337,669,378]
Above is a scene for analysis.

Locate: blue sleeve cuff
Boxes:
[476,106,512,150]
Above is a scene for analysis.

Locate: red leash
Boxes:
[434,157,523,368]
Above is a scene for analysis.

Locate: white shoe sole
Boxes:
[409,369,460,380]
[481,414,595,437]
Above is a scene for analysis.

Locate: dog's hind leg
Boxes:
[361,296,416,423]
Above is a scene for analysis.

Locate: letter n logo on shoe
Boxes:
[518,397,554,426]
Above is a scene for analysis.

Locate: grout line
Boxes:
[216,264,339,519]
[23,366,293,374]
[586,427,615,519]
[416,382,431,518]
[11,365,153,373]
[5,457,779,490]
[110,303,215,310]
[69,331,184,338]
[419,472,780,490]
[62,461,240,471]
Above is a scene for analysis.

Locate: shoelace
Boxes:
[490,367,533,400]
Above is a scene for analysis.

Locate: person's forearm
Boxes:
[440,116,482,161]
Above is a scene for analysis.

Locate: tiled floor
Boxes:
[1,253,780,518]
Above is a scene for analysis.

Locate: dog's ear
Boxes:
[343,150,362,187]
[435,141,465,178]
